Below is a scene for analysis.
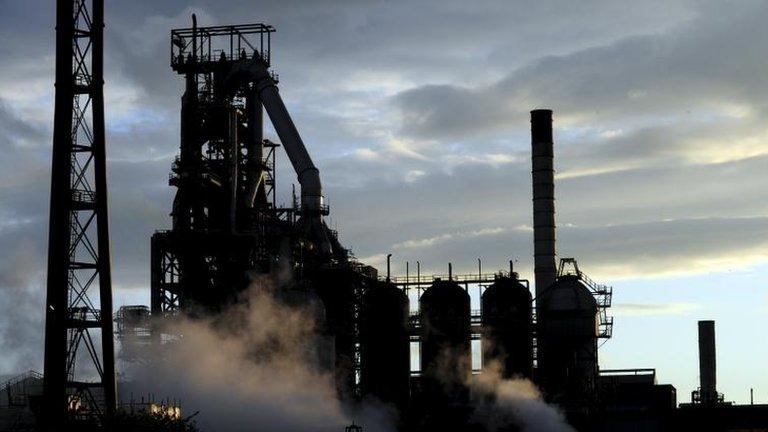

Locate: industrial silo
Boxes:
[277,281,334,374]
[536,274,599,405]
[360,280,410,409]
[481,275,533,379]
[419,279,471,402]
[312,268,363,401]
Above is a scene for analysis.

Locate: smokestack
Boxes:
[531,109,557,303]
[698,320,717,403]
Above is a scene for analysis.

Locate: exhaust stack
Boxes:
[531,109,557,302]
[698,320,719,404]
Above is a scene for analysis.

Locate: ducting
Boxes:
[243,91,265,209]
[226,58,331,255]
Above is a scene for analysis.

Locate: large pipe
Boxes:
[698,320,717,403]
[228,109,239,231]
[244,90,265,209]
[531,109,557,303]
[226,59,331,254]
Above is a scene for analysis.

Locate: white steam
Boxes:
[469,361,575,432]
[120,277,395,432]
[119,276,573,432]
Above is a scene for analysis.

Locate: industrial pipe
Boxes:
[226,58,331,254]
[243,91,265,209]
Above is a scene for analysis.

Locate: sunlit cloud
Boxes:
[612,302,701,317]
[404,169,426,183]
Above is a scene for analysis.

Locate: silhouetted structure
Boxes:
[311,268,365,400]
[417,277,471,430]
[692,320,725,405]
[531,109,557,301]
[419,278,472,398]
[151,18,359,316]
[43,0,116,428]
[537,260,600,407]
[359,281,410,409]
[481,273,533,379]
[150,17,376,402]
[529,111,613,413]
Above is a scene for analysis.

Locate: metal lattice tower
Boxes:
[43,0,116,427]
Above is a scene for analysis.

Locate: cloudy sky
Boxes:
[1,0,767,404]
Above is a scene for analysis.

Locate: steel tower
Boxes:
[43,0,116,427]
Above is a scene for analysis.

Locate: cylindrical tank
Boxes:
[276,282,333,374]
[360,281,410,409]
[419,279,471,403]
[481,276,533,379]
[313,268,361,401]
[537,275,599,405]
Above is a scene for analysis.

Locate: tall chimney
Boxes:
[531,109,557,303]
[698,320,718,403]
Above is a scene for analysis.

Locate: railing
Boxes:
[68,307,101,324]
[386,272,514,285]
[171,23,276,71]
[71,189,96,204]
[600,368,656,377]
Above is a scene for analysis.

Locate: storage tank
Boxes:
[277,281,333,374]
[481,275,533,379]
[360,280,410,409]
[312,268,362,401]
[419,279,471,403]
[537,274,599,405]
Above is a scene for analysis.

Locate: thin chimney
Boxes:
[531,109,557,304]
[698,320,718,404]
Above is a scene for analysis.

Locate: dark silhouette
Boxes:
[43,0,116,428]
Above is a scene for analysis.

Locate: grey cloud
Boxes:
[0,101,46,146]
[393,0,768,141]
[326,148,768,280]
[355,214,768,283]
[0,230,45,374]
[612,302,702,317]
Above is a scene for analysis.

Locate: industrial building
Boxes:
[3,1,767,431]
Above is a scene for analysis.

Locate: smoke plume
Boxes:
[468,361,575,432]
[120,276,395,432]
[0,242,45,376]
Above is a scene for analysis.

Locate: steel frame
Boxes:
[150,235,182,317]
[43,0,116,427]
[171,23,276,72]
